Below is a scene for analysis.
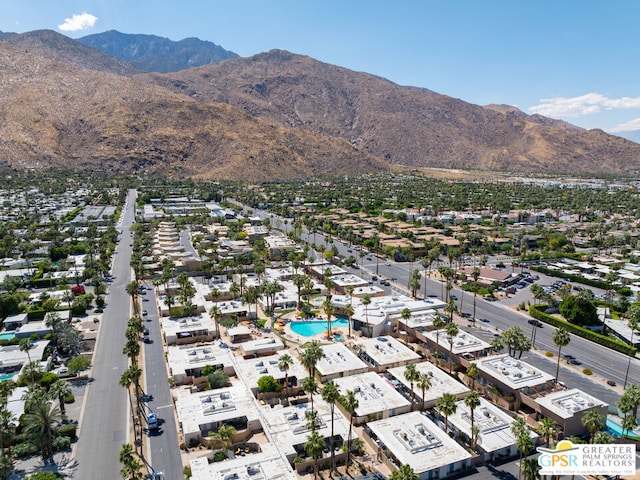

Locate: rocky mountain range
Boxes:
[1,29,639,180]
[77,30,237,73]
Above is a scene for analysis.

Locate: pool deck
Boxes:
[269,312,351,346]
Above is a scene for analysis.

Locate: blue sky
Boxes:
[3,0,640,137]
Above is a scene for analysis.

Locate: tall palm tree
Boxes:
[48,379,72,415]
[404,364,420,411]
[302,376,319,413]
[343,303,354,339]
[400,308,412,345]
[23,399,61,461]
[304,430,325,480]
[339,390,359,474]
[552,328,571,383]
[19,339,36,384]
[536,417,557,448]
[464,391,481,448]
[582,409,604,444]
[445,321,459,374]
[321,381,340,474]
[125,281,140,316]
[511,417,533,480]
[432,315,445,365]
[278,353,293,405]
[416,372,432,411]
[323,297,334,339]
[623,305,640,388]
[209,305,222,340]
[466,362,478,390]
[123,339,141,366]
[436,392,457,431]
[0,408,15,458]
[362,294,372,337]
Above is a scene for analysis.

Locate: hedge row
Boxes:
[529,304,636,356]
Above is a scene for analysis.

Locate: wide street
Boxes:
[141,282,183,479]
[73,190,136,479]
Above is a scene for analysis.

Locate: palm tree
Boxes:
[362,294,372,337]
[536,417,557,448]
[123,339,141,366]
[48,379,72,415]
[466,362,478,390]
[343,303,354,339]
[321,381,340,474]
[400,308,412,345]
[623,304,639,388]
[125,281,140,316]
[302,376,319,413]
[323,297,334,339]
[301,341,323,377]
[445,321,459,374]
[0,408,15,458]
[432,315,445,364]
[404,364,420,411]
[521,457,541,480]
[464,391,481,448]
[552,327,571,383]
[511,417,533,480]
[278,353,293,405]
[210,424,236,456]
[119,443,143,480]
[445,296,457,322]
[436,392,457,431]
[581,409,603,444]
[304,430,325,480]
[209,305,222,340]
[416,372,432,411]
[23,399,61,461]
[19,339,36,384]
[390,464,419,480]
[339,389,359,474]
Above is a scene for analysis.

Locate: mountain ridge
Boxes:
[77,30,238,73]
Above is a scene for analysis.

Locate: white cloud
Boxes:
[528,93,640,118]
[58,12,98,32]
[609,117,640,133]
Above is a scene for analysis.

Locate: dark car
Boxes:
[528,319,543,328]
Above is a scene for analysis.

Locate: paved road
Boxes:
[74,190,136,479]
[141,283,183,479]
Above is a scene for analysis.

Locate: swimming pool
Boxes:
[0,374,15,381]
[0,332,15,342]
[606,418,640,439]
[291,318,349,337]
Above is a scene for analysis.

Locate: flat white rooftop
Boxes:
[536,388,608,419]
[239,337,285,357]
[477,354,554,390]
[315,343,369,379]
[448,397,526,453]
[388,361,469,405]
[160,311,216,342]
[167,343,235,379]
[368,411,471,475]
[424,329,490,355]
[333,372,411,417]
[190,442,294,480]
[175,382,258,440]
[353,294,443,328]
[356,336,421,368]
[234,350,307,390]
[261,399,350,459]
